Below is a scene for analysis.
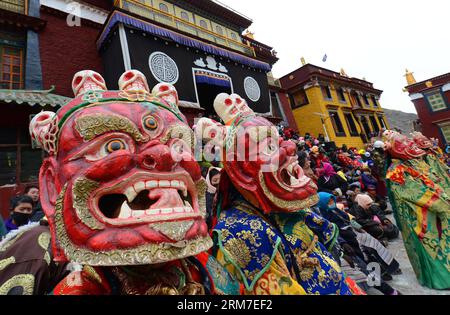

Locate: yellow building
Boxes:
[279,64,389,149]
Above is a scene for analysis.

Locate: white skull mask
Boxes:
[214,93,254,125]
[118,70,150,92]
[152,83,179,105]
[72,70,107,97]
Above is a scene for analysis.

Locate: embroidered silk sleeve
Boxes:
[215,249,306,295]
[301,210,339,250]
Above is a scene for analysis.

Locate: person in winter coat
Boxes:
[317,163,348,196]
[298,151,319,184]
[317,192,401,295]
[353,194,399,243]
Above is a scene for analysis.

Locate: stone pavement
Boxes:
[385,234,449,295]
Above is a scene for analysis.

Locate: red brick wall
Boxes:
[39,9,104,97]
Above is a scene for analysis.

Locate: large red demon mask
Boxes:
[410,131,434,150]
[30,70,211,266]
[383,130,426,160]
[196,94,318,214]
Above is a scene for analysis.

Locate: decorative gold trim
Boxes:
[54,185,213,266]
[150,221,194,242]
[259,173,319,210]
[0,257,15,271]
[38,232,51,251]
[72,178,105,230]
[197,179,207,219]
[0,229,31,253]
[38,232,52,265]
[118,90,153,102]
[75,114,149,142]
[44,252,51,266]
[0,274,35,295]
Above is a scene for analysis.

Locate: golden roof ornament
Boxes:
[405,69,417,86]
[244,30,254,39]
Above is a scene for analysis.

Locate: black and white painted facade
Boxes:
[99,22,272,115]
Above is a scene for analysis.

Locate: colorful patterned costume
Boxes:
[384,130,450,289]
[196,94,359,295]
[6,70,240,295]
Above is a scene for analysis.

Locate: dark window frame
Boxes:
[377,115,387,129]
[363,94,370,106]
[371,95,379,107]
[344,112,359,136]
[270,91,283,118]
[321,85,333,100]
[369,115,380,133]
[289,89,309,110]
[360,115,373,137]
[0,126,43,186]
[425,90,448,113]
[0,44,25,89]
[337,88,347,103]
[351,92,363,108]
[329,110,347,137]
[439,124,450,145]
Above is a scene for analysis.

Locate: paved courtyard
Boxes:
[385,234,448,295]
[382,211,449,295]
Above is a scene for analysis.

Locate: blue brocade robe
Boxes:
[213,201,353,295]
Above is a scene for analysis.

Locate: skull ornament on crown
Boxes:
[196,93,318,214]
[382,130,426,160]
[29,70,211,266]
[72,70,107,96]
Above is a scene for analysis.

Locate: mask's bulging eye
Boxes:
[143,116,158,130]
[105,139,126,153]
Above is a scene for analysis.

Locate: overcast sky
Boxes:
[219,0,450,114]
